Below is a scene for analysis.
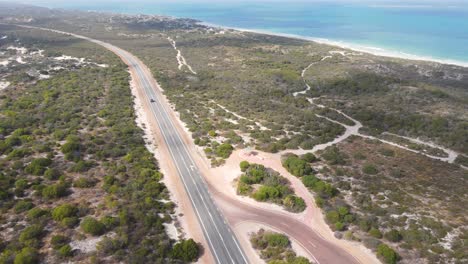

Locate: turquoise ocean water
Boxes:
[20,0,468,66]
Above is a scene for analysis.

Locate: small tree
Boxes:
[52,204,77,221]
[377,244,399,264]
[384,229,402,242]
[264,233,289,247]
[369,228,383,239]
[171,239,200,262]
[81,217,106,236]
[57,245,73,258]
[240,161,250,172]
[301,153,317,162]
[215,143,234,159]
[14,247,38,264]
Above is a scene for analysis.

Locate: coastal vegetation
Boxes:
[314,137,466,263]
[0,26,199,263]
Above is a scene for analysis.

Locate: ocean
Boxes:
[22,0,468,66]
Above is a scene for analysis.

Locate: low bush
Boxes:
[14,247,38,264]
[384,229,403,243]
[81,217,106,236]
[377,244,399,264]
[171,239,200,262]
[362,164,379,175]
[52,204,77,221]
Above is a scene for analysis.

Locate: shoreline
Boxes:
[17,2,468,68]
[199,22,468,68]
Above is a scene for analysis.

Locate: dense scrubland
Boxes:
[280,145,466,263]
[0,26,199,263]
[0,4,467,264]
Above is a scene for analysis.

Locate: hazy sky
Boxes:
[12,0,468,4]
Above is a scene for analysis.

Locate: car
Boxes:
[150,98,155,102]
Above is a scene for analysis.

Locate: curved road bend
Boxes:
[16,25,361,264]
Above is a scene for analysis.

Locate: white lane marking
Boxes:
[308,241,317,248]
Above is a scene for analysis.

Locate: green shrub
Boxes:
[369,228,383,239]
[70,160,94,172]
[15,179,29,190]
[335,222,345,231]
[301,174,319,188]
[359,219,372,232]
[100,216,119,230]
[240,161,250,172]
[61,217,79,228]
[264,233,289,247]
[27,207,48,219]
[253,186,280,201]
[24,158,52,175]
[14,200,34,213]
[51,235,69,250]
[377,244,399,264]
[81,217,106,236]
[171,239,200,262]
[57,245,73,258]
[73,177,96,188]
[208,130,217,137]
[14,247,38,264]
[61,141,80,154]
[283,195,306,213]
[337,206,349,216]
[362,164,379,175]
[42,183,67,199]
[326,211,340,223]
[313,181,338,198]
[315,197,324,208]
[321,146,347,165]
[19,225,44,244]
[384,230,402,242]
[237,181,253,195]
[44,168,61,180]
[215,143,234,159]
[282,155,312,177]
[301,153,317,162]
[52,204,77,221]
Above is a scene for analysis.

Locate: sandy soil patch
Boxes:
[0,81,10,90]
